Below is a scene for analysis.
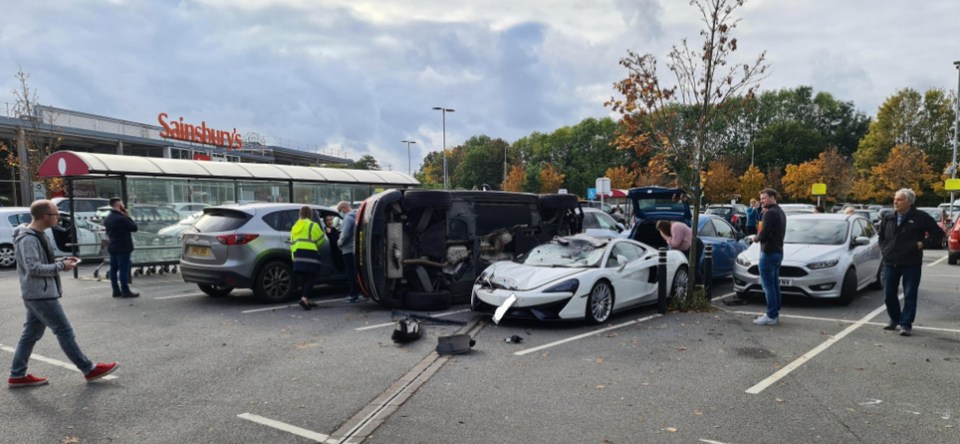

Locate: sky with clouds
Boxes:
[2,0,959,173]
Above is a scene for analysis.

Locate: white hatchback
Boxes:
[0,207,105,267]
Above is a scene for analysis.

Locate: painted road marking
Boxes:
[237,413,334,443]
[241,298,340,314]
[727,311,960,334]
[0,344,118,380]
[514,314,662,356]
[928,255,947,266]
[745,302,889,394]
[709,291,737,302]
[154,292,205,300]
[355,309,471,331]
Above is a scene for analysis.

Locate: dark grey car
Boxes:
[180,203,344,302]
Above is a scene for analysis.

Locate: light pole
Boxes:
[950,61,960,222]
[401,139,416,175]
[433,107,454,189]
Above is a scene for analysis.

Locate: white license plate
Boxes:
[779,279,792,286]
[188,245,211,257]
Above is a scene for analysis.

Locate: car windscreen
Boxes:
[635,197,686,214]
[705,207,731,216]
[785,219,848,245]
[522,238,605,267]
[191,209,251,233]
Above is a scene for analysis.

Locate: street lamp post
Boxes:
[401,139,417,175]
[950,61,960,222]
[432,107,454,189]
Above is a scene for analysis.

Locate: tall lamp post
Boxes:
[401,139,417,175]
[950,61,960,222]
[432,107,454,189]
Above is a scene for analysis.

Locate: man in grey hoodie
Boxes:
[336,201,360,303]
[8,199,118,388]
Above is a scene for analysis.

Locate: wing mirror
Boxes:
[852,236,870,246]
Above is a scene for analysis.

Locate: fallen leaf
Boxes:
[606,332,619,338]
[596,385,606,389]
[596,357,605,363]
[62,437,80,444]
[775,398,784,402]
[677,347,687,352]
[665,427,678,433]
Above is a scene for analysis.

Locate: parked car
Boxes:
[0,207,104,267]
[94,204,183,234]
[733,213,882,305]
[917,207,948,249]
[355,189,582,310]
[164,202,211,218]
[51,197,110,221]
[179,203,345,302]
[581,207,624,236]
[704,204,747,232]
[471,234,688,324]
[626,187,748,280]
[948,218,960,265]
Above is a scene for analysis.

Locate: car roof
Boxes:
[204,202,335,215]
[788,213,859,221]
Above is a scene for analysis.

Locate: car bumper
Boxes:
[180,263,255,289]
[732,262,845,299]
[472,286,581,321]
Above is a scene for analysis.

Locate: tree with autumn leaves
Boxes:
[780,147,855,203]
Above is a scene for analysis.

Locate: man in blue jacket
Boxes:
[104,197,139,298]
[878,188,940,336]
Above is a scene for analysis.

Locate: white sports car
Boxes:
[471,234,689,324]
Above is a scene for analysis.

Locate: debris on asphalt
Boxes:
[391,319,422,343]
[436,334,475,355]
[504,334,523,344]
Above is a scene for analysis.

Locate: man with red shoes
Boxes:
[7,199,118,388]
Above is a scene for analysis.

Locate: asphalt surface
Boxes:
[0,251,957,443]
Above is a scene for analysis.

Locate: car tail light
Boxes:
[216,234,259,245]
[731,214,740,223]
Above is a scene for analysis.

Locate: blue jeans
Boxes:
[10,299,94,377]
[342,253,358,299]
[883,264,921,329]
[109,252,132,294]
[758,252,783,319]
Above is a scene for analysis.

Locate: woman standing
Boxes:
[745,199,760,235]
[290,206,326,310]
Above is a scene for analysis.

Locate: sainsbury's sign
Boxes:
[158,112,243,150]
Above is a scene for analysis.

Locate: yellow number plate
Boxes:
[188,246,211,257]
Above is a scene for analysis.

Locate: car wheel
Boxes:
[198,284,233,297]
[402,190,453,209]
[586,281,614,324]
[670,266,690,304]
[539,194,578,210]
[404,290,452,311]
[254,261,295,303]
[949,252,959,265]
[837,268,857,305]
[0,244,15,268]
[867,265,882,290]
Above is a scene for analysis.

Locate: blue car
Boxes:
[626,187,748,280]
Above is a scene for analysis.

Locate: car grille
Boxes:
[745,265,808,277]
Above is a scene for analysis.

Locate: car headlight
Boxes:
[807,259,839,270]
[544,279,579,293]
[736,255,751,267]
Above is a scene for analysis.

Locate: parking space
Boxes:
[0,250,957,443]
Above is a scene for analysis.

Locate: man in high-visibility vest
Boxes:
[291,206,326,310]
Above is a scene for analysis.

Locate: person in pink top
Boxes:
[656,220,692,256]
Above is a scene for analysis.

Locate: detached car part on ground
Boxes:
[732,213,882,305]
[355,189,582,310]
[471,234,688,324]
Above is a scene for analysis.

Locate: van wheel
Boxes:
[0,244,15,268]
[540,194,578,210]
[254,261,295,303]
[404,290,452,311]
[198,284,233,297]
[402,190,452,209]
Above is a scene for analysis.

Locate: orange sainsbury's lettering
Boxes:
[157,112,243,149]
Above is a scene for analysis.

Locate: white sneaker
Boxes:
[753,314,779,326]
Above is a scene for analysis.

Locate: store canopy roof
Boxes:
[38,151,420,186]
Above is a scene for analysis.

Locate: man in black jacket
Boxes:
[104,197,139,298]
[878,188,939,336]
[753,188,786,326]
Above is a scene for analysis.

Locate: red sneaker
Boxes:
[8,374,49,388]
[85,362,119,382]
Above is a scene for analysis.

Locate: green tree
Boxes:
[351,154,381,170]
[452,135,509,190]
[606,0,768,294]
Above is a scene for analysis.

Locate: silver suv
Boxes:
[180,203,345,302]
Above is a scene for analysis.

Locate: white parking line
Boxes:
[710,291,737,302]
[744,302,889,394]
[514,314,662,356]
[237,413,334,443]
[0,344,118,380]
[928,255,947,266]
[355,309,471,331]
[728,310,960,334]
[241,298,340,314]
[154,292,205,300]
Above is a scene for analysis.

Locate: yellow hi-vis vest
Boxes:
[290,219,326,261]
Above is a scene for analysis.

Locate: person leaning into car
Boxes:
[104,197,139,298]
[753,188,786,327]
[291,206,326,311]
[878,188,939,337]
[656,220,692,257]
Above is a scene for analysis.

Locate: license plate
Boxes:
[779,279,792,286]
[188,246,211,257]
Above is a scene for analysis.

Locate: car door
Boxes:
[312,207,344,278]
[707,217,740,277]
[852,219,882,287]
[605,241,654,306]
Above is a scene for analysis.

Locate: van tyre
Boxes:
[198,284,233,297]
[539,194,578,210]
[254,261,295,303]
[402,191,452,210]
[404,290,452,311]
